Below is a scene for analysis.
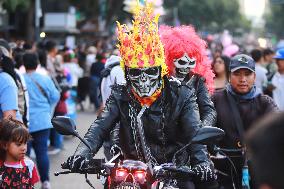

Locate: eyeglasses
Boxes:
[128,67,160,77]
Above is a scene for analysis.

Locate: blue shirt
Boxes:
[24,72,60,133]
[0,71,21,120]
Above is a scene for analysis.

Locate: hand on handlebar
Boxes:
[191,164,217,182]
[154,164,195,179]
[63,155,88,172]
[110,144,122,156]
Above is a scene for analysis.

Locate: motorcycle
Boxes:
[52,116,224,189]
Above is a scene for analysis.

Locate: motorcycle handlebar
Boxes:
[54,170,72,176]
[58,158,105,175]
[154,166,196,180]
[217,147,243,153]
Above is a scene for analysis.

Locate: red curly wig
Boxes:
[159,25,214,93]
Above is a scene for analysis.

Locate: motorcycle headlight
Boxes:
[134,170,146,183]
[115,168,128,181]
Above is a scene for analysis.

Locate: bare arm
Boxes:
[3,110,17,119]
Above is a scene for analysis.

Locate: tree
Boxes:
[1,0,30,12]
[0,0,34,40]
[163,0,251,33]
[265,3,284,38]
[68,0,128,33]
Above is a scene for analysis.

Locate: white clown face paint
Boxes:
[173,53,196,81]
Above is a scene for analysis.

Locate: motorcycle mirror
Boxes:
[52,116,77,136]
[52,116,92,151]
[172,127,224,165]
[191,126,225,145]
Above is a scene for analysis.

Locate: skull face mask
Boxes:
[173,53,196,81]
[127,66,161,97]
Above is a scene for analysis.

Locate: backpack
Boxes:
[15,73,28,127]
[100,62,120,78]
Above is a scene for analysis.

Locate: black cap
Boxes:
[230,54,255,72]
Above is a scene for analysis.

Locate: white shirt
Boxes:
[255,64,268,93]
[86,54,96,76]
[101,65,126,105]
[272,72,284,110]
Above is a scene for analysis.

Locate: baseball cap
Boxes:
[273,48,284,60]
[230,54,255,72]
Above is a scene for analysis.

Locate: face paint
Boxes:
[128,67,161,97]
[173,53,196,81]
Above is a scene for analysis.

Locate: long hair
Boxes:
[212,55,230,80]
[0,48,18,87]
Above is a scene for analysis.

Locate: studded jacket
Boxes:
[184,73,216,128]
[75,77,211,167]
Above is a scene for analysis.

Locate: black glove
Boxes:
[192,164,217,182]
[63,155,88,172]
[110,144,122,156]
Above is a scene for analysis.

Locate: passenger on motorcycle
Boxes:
[159,25,216,128]
[66,3,217,189]
[211,54,278,188]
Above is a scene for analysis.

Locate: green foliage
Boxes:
[265,3,284,38]
[68,0,128,31]
[68,0,99,18]
[1,0,31,12]
[164,0,251,32]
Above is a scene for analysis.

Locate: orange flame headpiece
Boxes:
[116,1,168,77]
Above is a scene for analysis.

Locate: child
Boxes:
[0,117,39,188]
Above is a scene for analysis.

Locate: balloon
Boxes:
[223,44,239,57]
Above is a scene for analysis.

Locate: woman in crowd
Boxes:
[0,47,21,120]
[212,55,230,91]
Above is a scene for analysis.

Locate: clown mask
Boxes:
[173,53,196,81]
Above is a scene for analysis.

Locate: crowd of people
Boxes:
[0,3,284,189]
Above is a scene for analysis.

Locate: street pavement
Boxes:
[35,109,105,189]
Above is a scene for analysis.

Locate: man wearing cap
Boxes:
[101,55,126,107]
[100,55,126,160]
[211,54,278,188]
[271,48,284,111]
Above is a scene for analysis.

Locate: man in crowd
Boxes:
[251,49,268,93]
[271,48,284,111]
[246,112,284,189]
[212,54,278,188]
[100,55,126,160]
[263,48,277,97]
[263,48,277,80]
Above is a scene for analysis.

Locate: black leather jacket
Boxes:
[184,73,216,128]
[75,77,211,166]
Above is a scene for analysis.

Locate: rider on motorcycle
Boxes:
[66,3,217,188]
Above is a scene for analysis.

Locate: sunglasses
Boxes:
[128,67,160,77]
